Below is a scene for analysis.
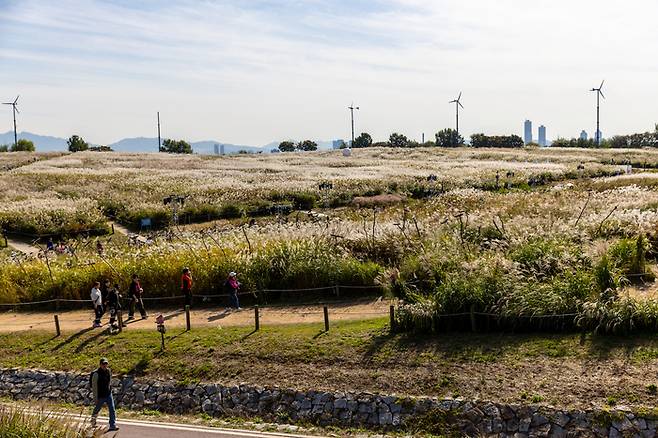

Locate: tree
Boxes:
[389,133,409,148]
[0,144,9,152]
[471,133,523,148]
[278,141,296,152]
[162,139,192,154]
[11,138,35,152]
[296,140,318,151]
[352,132,373,149]
[89,145,113,152]
[67,135,89,152]
[435,129,463,147]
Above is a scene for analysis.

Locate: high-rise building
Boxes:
[580,130,588,141]
[220,144,225,155]
[538,125,547,147]
[595,130,603,144]
[524,120,532,145]
[213,144,220,155]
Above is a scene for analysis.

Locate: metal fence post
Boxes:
[254,305,260,331]
[185,305,191,331]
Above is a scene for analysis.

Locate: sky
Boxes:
[1,0,658,146]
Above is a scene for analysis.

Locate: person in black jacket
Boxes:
[107,284,123,332]
[128,274,147,320]
[90,358,119,431]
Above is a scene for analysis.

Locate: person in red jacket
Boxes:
[181,267,193,308]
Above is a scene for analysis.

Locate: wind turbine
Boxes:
[590,80,605,147]
[348,103,359,147]
[2,95,19,149]
[449,92,464,137]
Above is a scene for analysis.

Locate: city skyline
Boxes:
[2,1,658,146]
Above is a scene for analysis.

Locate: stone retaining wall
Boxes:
[0,368,654,437]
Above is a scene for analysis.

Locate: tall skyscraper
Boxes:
[524,120,532,145]
[213,144,220,155]
[595,130,603,144]
[220,144,225,155]
[538,125,546,147]
[580,130,588,141]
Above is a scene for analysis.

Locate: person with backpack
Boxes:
[225,272,241,310]
[107,283,123,332]
[90,282,103,328]
[181,267,193,308]
[90,358,119,431]
[128,274,147,320]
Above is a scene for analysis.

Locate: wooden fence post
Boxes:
[54,315,60,337]
[470,304,477,333]
[389,305,396,333]
[117,310,124,333]
[254,305,260,331]
[185,305,191,331]
[323,306,329,332]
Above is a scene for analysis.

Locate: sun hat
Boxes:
[100,358,109,365]
[229,272,237,277]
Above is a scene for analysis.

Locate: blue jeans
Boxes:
[229,291,239,308]
[92,394,116,428]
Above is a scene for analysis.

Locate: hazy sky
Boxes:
[1,0,658,146]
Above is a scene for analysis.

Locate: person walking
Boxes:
[107,283,123,332]
[128,274,147,320]
[181,267,193,308]
[225,272,241,310]
[90,358,119,431]
[90,282,103,328]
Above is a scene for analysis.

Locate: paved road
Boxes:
[95,418,317,437]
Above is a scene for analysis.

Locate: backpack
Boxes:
[89,370,97,389]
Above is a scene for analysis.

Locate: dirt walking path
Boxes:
[0,299,391,333]
[5,236,41,256]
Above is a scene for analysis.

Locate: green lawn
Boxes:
[3,320,658,409]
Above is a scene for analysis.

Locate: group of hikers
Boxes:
[90,274,148,329]
[90,268,242,328]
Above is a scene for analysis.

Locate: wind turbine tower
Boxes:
[348,103,359,147]
[2,95,20,149]
[590,80,605,146]
[449,92,464,137]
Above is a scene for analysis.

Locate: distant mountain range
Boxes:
[0,131,339,154]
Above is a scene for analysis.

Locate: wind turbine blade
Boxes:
[14,107,20,114]
[14,95,19,105]
[449,100,456,103]
[599,90,605,99]
[457,91,462,101]
[599,80,604,90]
[458,102,464,109]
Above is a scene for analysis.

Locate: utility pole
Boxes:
[157,112,161,152]
[348,104,359,147]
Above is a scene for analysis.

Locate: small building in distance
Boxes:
[524,120,532,145]
[213,144,219,155]
[538,125,547,147]
[580,130,588,141]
